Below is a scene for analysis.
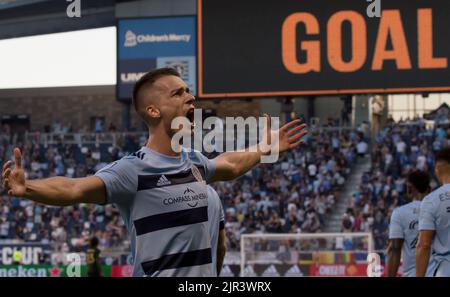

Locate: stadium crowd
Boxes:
[217,125,360,250]
[0,122,145,253]
[1,118,361,254]
[342,118,450,250]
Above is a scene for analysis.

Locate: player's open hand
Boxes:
[2,148,26,197]
[261,114,308,155]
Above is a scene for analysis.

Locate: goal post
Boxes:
[240,232,374,277]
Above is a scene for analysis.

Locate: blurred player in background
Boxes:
[1,68,307,277]
[87,236,103,277]
[417,148,450,277]
[387,170,434,277]
[207,186,226,276]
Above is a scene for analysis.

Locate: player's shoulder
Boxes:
[422,185,447,204]
[402,200,422,216]
[392,201,415,218]
[127,149,147,162]
[96,151,142,173]
[420,189,442,211]
[391,205,403,220]
[183,147,210,164]
[115,152,143,167]
[183,147,202,157]
[394,200,414,212]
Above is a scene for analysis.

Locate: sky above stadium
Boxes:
[0,26,116,89]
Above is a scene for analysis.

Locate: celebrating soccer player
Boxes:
[1,68,307,277]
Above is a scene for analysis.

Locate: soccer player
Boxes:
[1,68,307,277]
[416,148,450,277]
[387,170,432,277]
[207,186,226,276]
[87,236,103,277]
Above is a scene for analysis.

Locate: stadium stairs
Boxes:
[323,155,371,233]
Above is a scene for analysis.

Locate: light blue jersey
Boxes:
[389,201,436,277]
[95,147,216,277]
[419,184,450,277]
[207,186,225,276]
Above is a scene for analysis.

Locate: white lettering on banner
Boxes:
[0,247,43,265]
[0,266,47,277]
[124,31,191,47]
[120,72,147,83]
[1,248,12,265]
[318,265,346,276]
[8,268,17,277]
[137,34,191,43]
[128,33,190,45]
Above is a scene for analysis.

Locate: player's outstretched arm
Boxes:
[2,148,106,206]
[210,115,307,182]
[416,230,435,277]
[386,239,403,277]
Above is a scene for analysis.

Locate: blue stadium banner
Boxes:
[117,16,197,101]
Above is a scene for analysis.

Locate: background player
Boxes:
[87,236,103,277]
[416,148,450,277]
[387,170,432,277]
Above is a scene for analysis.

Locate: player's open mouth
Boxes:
[185,108,195,129]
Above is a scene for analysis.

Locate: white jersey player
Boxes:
[387,170,436,276]
[417,148,450,277]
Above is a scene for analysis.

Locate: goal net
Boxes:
[239,232,375,277]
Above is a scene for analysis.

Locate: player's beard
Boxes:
[167,112,195,139]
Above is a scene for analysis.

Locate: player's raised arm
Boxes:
[2,148,106,206]
[210,115,307,182]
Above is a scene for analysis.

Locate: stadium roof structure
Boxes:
[424,103,450,125]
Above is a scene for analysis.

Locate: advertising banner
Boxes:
[118,16,197,100]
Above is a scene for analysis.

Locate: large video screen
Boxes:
[198,0,450,97]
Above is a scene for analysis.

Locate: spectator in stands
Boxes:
[356,139,368,158]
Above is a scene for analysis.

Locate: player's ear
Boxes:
[434,164,440,180]
[146,105,161,119]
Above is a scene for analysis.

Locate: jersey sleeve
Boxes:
[94,156,138,207]
[188,150,216,183]
[419,196,437,231]
[389,208,404,239]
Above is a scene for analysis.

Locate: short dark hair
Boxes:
[435,147,450,164]
[90,236,99,248]
[408,170,430,194]
[132,67,181,114]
